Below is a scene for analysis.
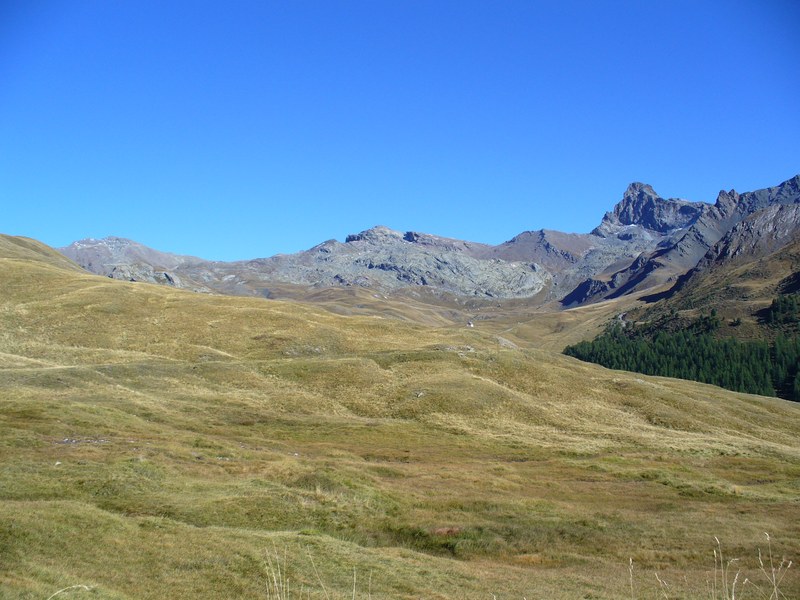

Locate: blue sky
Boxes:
[1,1,798,261]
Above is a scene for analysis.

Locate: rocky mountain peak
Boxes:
[623,182,659,199]
[56,174,800,307]
[59,236,200,280]
[344,226,487,256]
[774,174,800,197]
[712,188,741,217]
[65,236,135,252]
[345,225,404,244]
[593,182,704,236]
[711,174,800,218]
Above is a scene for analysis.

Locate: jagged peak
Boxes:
[613,183,665,221]
[714,188,740,205]
[593,182,703,236]
[623,182,660,198]
[762,173,800,199]
[712,174,800,215]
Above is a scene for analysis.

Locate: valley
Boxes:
[5,0,799,597]
[1,232,799,598]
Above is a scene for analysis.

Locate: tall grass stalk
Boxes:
[265,546,290,600]
[45,585,92,600]
[654,571,669,599]
[307,551,331,600]
[630,535,792,600]
[712,536,743,600]
[629,557,635,600]
[752,532,793,600]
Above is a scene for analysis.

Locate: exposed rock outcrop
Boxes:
[59,175,800,308]
[593,182,704,237]
[60,237,211,291]
[569,175,800,305]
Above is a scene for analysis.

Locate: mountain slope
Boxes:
[2,234,800,598]
[56,182,702,303]
[62,227,552,300]
[60,176,800,312]
[59,236,215,291]
[693,203,800,271]
[593,182,704,236]
[633,237,800,342]
[568,175,800,305]
[0,234,86,272]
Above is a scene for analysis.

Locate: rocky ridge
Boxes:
[59,175,800,306]
[60,237,212,291]
[592,182,704,236]
[246,226,552,299]
[562,175,800,305]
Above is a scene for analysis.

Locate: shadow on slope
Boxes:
[1,233,799,599]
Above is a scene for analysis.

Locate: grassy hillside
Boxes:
[635,239,800,342]
[1,234,799,599]
[560,241,800,401]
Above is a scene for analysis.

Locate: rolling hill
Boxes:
[1,233,799,598]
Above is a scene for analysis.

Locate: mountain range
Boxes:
[3,176,800,598]
[60,175,800,310]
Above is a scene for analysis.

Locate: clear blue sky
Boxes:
[2,1,798,260]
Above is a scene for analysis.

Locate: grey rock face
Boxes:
[707,204,800,264]
[60,237,212,291]
[480,184,695,300]
[555,183,704,305]
[246,226,551,298]
[62,228,550,300]
[568,175,800,305]
[59,175,800,307]
[673,203,800,291]
[593,182,704,237]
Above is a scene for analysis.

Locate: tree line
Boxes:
[765,294,799,326]
[564,309,800,401]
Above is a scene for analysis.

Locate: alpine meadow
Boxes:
[1,216,799,598]
[3,2,800,598]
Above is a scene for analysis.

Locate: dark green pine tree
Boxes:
[563,314,800,401]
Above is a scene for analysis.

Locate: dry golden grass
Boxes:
[258,276,643,353]
[1,234,799,599]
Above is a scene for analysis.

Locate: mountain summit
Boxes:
[59,175,800,307]
[593,183,704,236]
